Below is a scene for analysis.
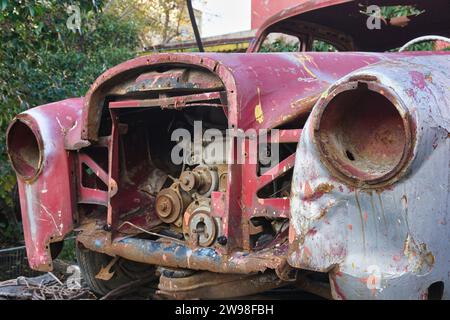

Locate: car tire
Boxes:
[76,244,156,296]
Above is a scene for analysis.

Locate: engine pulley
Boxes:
[179,166,218,196]
[156,184,191,226]
[183,199,217,247]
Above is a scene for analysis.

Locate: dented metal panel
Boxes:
[7,98,83,271]
[81,52,385,140]
[77,52,389,255]
[289,54,450,299]
[7,42,450,299]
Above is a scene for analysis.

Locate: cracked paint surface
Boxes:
[289,55,450,299]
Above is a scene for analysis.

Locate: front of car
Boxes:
[289,54,450,299]
[6,0,450,299]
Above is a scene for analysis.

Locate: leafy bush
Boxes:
[260,38,299,53]
[0,1,139,240]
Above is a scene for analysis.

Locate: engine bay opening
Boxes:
[75,64,298,284]
[76,66,235,251]
[109,105,229,245]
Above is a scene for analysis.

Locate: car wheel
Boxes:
[76,244,156,296]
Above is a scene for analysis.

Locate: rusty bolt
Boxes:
[217,236,227,246]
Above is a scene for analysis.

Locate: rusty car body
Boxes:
[6,0,450,299]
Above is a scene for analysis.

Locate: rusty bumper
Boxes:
[77,226,287,275]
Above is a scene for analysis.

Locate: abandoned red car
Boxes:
[6,0,450,299]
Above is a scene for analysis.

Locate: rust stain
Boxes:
[303,181,313,199]
[290,93,321,111]
[288,224,296,243]
[355,190,366,255]
[303,246,312,258]
[403,235,435,273]
[315,183,334,194]
[303,182,334,201]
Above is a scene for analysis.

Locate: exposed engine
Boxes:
[154,139,228,247]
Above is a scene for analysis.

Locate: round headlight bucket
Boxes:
[7,118,43,181]
[313,81,413,187]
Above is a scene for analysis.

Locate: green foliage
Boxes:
[261,37,338,53]
[59,237,76,262]
[0,221,21,244]
[260,38,299,53]
[380,5,424,19]
[312,40,338,52]
[376,5,433,52]
[0,1,140,241]
[404,41,434,52]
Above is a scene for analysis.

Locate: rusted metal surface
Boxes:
[158,271,285,299]
[78,52,385,254]
[81,52,386,138]
[109,91,225,109]
[241,129,301,221]
[10,51,450,295]
[7,99,83,271]
[127,68,224,93]
[295,276,332,300]
[76,221,288,275]
[313,80,414,186]
[76,153,109,206]
[289,54,450,299]
[7,0,450,300]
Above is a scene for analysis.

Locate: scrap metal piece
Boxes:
[77,226,288,274]
[95,256,119,281]
[158,271,285,299]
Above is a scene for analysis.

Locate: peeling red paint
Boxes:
[6,0,450,300]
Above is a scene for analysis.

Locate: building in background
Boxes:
[151,29,256,53]
[176,8,203,42]
[155,0,299,53]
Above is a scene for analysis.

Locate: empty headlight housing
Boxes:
[313,80,414,187]
[7,118,43,181]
